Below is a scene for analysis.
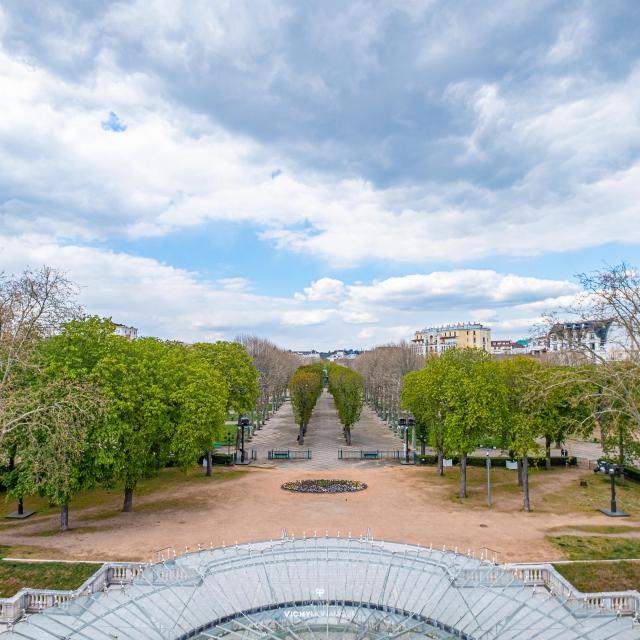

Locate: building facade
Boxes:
[491,340,526,356]
[412,322,491,356]
[114,323,138,340]
[524,319,633,361]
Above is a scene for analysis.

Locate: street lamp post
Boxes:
[486,454,492,507]
[401,423,414,465]
[237,417,251,464]
[610,469,617,513]
[596,463,628,517]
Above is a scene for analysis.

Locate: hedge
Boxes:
[212,453,234,465]
[625,466,640,482]
[414,454,577,467]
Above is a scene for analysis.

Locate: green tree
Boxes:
[167,347,228,473]
[94,337,174,512]
[327,364,364,445]
[42,316,118,380]
[193,342,259,414]
[442,349,504,499]
[536,365,594,469]
[193,342,258,474]
[402,360,451,473]
[500,357,545,511]
[10,379,105,531]
[289,364,323,444]
[4,315,112,529]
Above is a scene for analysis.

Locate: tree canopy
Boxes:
[327,363,364,445]
[289,364,324,444]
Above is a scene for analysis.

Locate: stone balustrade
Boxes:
[0,562,144,627]
[1,557,638,628]
[507,562,640,615]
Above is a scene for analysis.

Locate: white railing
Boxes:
[0,562,144,627]
[507,562,640,615]
[1,557,638,627]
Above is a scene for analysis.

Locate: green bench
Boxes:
[362,451,379,460]
[272,450,290,460]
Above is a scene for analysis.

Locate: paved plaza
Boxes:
[250,390,405,470]
[249,391,604,470]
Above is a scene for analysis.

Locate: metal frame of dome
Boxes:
[3,534,639,639]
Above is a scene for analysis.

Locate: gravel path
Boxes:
[250,390,405,470]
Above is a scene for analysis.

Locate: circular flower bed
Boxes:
[282,479,367,493]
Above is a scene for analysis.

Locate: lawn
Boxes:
[540,473,640,515]
[438,465,553,507]
[1,466,249,533]
[0,546,100,597]
[554,561,640,592]
[549,535,640,560]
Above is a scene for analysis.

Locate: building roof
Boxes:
[4,536,638,639]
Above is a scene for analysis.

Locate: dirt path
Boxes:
[1,396,634,567]
[2,463,636,564]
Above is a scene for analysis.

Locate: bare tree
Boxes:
[0,266,80,442]
[235,335,301,427]
[352,341,422,426]
[541,263,640,464]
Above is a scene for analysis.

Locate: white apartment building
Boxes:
[293,350,322,361]
[412,323,492,356]
[526,319,633,361]
[114,323,138,340]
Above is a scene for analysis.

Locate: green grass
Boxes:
[548,524,640,535]
[438,466,542,506]
[0,561,99,597]
[554,561,640,592]
[1,466,249,527]
[0,547,100,597]
[549,535,640,560]
[540,473,640,515]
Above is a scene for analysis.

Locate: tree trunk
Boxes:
[298,424,304,445]
[517,459,524,487]
[345,427,352,446]
[60,503,69,532]
[206,449,213,477]
[459,453,467,498]
[420,439,426,455]
[123,487,134,512]
[545,435,552,470]
[17,496,24,516]
[437,450,444,476]
[522,456,531,512]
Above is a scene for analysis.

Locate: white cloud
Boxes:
[0,235,293,343]
[344,271,578,308]
[546,11,593,65]
[0,233,581,347]
[281,309,336,326]
[0,46,639,267]
[294,277,346,301]
[217,277,252,292]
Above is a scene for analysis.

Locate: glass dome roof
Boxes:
[3,535,639,639]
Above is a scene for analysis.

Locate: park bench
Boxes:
[271,450,290,460]
[362,451,380,460]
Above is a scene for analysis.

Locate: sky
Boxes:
[0,0,639,350]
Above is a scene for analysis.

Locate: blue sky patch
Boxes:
[101,111,127,132]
